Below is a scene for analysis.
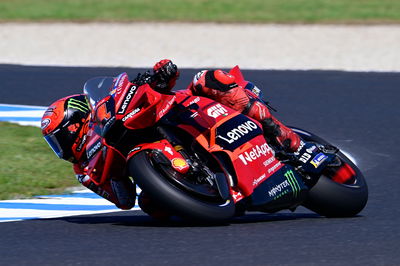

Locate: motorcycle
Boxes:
[82,66,368,222]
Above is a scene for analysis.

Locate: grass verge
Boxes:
[0,122,78,200]
[0,0,399,24]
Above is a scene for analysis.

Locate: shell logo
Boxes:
[172,158,188,170]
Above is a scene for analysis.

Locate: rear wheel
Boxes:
[291,127,368,217]
[128,150,235,222]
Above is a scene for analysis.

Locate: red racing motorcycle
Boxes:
[82,66,368,222]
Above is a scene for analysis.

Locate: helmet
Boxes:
[41,94,90,163]
[192,70,239,95]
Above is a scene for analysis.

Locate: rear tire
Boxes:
[291,127,368,217]
[128,151,235,222]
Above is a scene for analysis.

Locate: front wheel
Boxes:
[128,151,235,222]
[291,127,368,217]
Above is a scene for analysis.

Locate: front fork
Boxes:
[156,126,230,201]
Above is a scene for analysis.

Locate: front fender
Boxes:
[127,140,190,174]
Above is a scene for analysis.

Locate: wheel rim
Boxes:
[149,152,223,202]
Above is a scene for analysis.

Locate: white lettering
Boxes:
[253,173,266,186]
[263,157,276,167]
[122,108,140,122]
[158,96,176,117]
[268,180,290,197]
[299,152,312,163]
[188,97,200,106]
[218,121,258,144]
[207,104,228,118]
[87,141,101,158]
[118,85,137,114]
[268,161,282,174]
[238,143,272,165]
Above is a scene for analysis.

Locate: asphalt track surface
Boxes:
[1,65,400,265]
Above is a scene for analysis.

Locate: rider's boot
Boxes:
[244,99,301,152]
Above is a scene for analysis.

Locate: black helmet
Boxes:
[41,94,90,163]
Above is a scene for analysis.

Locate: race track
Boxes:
[1,65,399,265]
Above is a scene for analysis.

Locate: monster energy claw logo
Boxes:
[284,170,301,198]
[68,98,89,112]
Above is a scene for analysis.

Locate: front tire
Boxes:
[128,151,235,222]
[291,127,368,217]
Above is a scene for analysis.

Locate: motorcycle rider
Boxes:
[41,59,304,216]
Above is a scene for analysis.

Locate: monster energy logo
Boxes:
[284,170,301,198]
[68,98,89,112]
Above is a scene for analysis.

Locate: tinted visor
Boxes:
[44,126,75,161]
[44,133,64,159]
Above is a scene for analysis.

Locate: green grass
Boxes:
[0,0,399,24]
[0,122,78,200]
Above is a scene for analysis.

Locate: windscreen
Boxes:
[83,77,115,109]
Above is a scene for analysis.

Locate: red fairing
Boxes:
[115,82,177,130]
[332,163,356,184]
[171,93,283,200]
[127,140,190,174]
[81,69,284,210]
[229,65,248,88]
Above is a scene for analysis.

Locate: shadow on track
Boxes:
[48,211,327,227]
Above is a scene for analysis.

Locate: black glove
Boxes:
[153,59,179,83]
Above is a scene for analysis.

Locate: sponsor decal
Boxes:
[76,135,87,152]
[207,104,228,118]
[158,96,176,117]
[86,139,102,160]
[284,170,301,198]
[263,157,276,167]
[253,173,266,186]
[217,120,258,144]
[268,179,290,198]
[188,97,200,106]
[266,169,301,200]
[41,118,51,130]
[172,158,188,170]
[216,116,263,151]
[67,98,89,113]
[294,140,305,155]
[251,86,261,96]
[122,107,141,122]
[299,152,312,164]
[164,146,174,155]
[231,190,244,202]
[267,161,282,174]
[296,142,320,164]
[238,143,273,166]
[114,73,128,94]
[117,85,138,114]
[311,153,328,168]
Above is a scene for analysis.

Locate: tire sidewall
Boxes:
[291,127,368,217]
[128,151,235,222]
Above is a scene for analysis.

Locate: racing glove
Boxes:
[153,59,180,92]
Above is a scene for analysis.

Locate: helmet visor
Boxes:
[44,132,64,159]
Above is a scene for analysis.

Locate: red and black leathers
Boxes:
[189,69,301,152]
[67,59,302,215]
